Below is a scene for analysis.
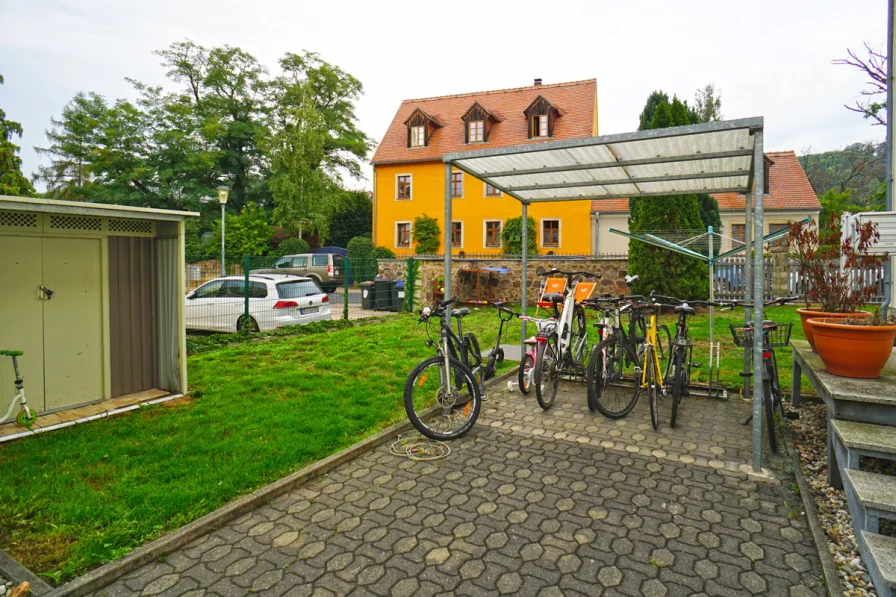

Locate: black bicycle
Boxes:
[484,302,517,380]
[403,297,483,440]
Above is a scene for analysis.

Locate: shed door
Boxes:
[0,236,46,411]
[41,237,104,411]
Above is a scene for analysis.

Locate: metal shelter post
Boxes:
[885,0,895,315]
[742,193,752,401]
[751,130,766,472]
[443,163,453,328]
[708,225,715,370]
[521,202,529,347]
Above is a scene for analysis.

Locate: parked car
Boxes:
[185,274,331,333]
[251,253,345,292]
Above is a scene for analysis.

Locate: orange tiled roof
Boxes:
[590,151,820,213]
[371,79,597,165]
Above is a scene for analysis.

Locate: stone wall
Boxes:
[386,257,631,307]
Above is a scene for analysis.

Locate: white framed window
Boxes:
[484,220,502,249]
[451,221,464,248]
[395,221,412,248]
[485,183,502,197]
[396,174,412,200]
[541,218,561,248]
[468,120,484,143]
[410,126,425,147]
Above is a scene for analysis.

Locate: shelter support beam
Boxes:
[444,163,453,329]
[751,130,766,473]
[885,0,895,314]
[521,202,528,347]
[743,194,752,403]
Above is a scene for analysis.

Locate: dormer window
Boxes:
[404,107,442,149]
[461,102,500,144]
[524,95,561,140]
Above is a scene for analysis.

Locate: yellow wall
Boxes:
[373,162,592,255]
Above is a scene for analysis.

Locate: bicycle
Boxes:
[533,269,601,410]
[515,313,554,394]
[727,296,799,453]
[1,350,36,427]
[483,302,516,381]
[404,297,483,440]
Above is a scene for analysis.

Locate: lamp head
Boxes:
[216,185,230,205]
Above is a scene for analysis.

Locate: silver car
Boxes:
[185,274,331,333]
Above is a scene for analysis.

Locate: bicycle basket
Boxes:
[729,322,793,349]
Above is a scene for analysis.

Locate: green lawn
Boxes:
[0,303,806,582]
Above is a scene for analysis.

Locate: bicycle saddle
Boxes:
[0,350,23,357]
[544,293,564,304]
[452,308,471,317]
[524,336,538,345]
[674,304,696,315]
[743,320,777,330]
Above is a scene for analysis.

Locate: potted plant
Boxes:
[788,216,879,351]
[812,311,896,378]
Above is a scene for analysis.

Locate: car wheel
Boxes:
[237,315,260,333]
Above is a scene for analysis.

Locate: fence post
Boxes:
[406,258,415,312]
[343,257,350,321]
[243,254,251,333]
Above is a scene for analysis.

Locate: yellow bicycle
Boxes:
[638,304,667,430]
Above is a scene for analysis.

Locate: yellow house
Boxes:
[371,79,598,255]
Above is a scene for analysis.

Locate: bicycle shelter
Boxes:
[441,117,772,472]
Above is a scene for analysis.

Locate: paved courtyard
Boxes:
[92,384,826,597]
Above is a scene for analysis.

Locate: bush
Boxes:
[347,236,378,282]
[413,214,440,254]
[276,236,311,256]
[502,216,537,256]
[373,246,396,259]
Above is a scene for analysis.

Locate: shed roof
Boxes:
[0,196,199,221]
[444,118,761,203]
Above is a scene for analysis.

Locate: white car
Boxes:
[185,274,331,333]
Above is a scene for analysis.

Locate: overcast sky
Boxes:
[0,0,887,192]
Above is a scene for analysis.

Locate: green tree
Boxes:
[693,83,723,123]
[629,94,709,298]
[276,236,311,256]
[502,216,537,256]
[327,190,371,247]
[412,214,440,254]
[211,202,273,258]
[346,236,377,282]
[0,74,35,196]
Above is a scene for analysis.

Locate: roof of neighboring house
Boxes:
[371,79,597,165]
[589,150,820,214]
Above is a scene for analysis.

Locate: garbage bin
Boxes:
[360,281,375,310]
[374,278,392,310]
[390,281,405,312]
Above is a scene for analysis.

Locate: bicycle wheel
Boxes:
[463,333,484,392]
[404,355,481,441]
[769,350,784,413]
[645,347,659,430]
[763,361,778,453]
[519,353,534,394]
[587,338,639,418]
[670,349,683,428]
[570,304,587,364]
[657,324,673,381]
[534,333,560,410]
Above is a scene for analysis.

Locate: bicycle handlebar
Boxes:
[722,296,800,309]
[537,268,602,280]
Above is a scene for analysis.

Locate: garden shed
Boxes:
[0,195,197,416]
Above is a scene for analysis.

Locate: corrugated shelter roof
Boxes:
[370,79,597,165]
[444,118,760,203]
[589,150,820,213]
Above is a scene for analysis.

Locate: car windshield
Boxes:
[276,280,323,298]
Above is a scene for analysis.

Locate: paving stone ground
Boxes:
[92,384,826,597]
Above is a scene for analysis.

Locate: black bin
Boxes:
[390,281,405,312]
[360,281,375,310]
[374,279,392,310]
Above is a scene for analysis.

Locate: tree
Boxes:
[800,142,885,206]
[693,83,723,123]
[637,91,669,131]
[628,94,709,299]
[211,202,273,258]
[501,216,537,256]
[328,190,371,247]
[412,214,440,254]
[834,43,887,126]
[346,236,377,282]
[276,236,310,256]
[0,74,35,196]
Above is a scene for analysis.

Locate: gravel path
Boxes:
[790,401,875,596]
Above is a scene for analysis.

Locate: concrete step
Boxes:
[860,531,896,595]
[832,419,896,459]
[846,469,896,515]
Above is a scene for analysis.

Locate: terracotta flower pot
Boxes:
[797,308,871,352]
[809,318,896,379]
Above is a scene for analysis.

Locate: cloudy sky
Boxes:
[0,0,887,191]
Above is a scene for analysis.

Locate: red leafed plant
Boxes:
[788,215,888,313]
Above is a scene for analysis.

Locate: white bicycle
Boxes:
[1,350,36,427]
[533,269,601,410]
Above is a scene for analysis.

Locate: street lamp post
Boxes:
[217,185,230,276]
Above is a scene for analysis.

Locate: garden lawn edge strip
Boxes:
[783,421,844,597]
[0,548,53,596]
[50,365,519,597]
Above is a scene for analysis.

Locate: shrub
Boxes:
[276,236,310,256]
[502,216,537,256]
[413,214,440,254]
[347,236,378,282]
[373,246,396,259]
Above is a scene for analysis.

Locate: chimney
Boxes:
[533,78,542,86]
